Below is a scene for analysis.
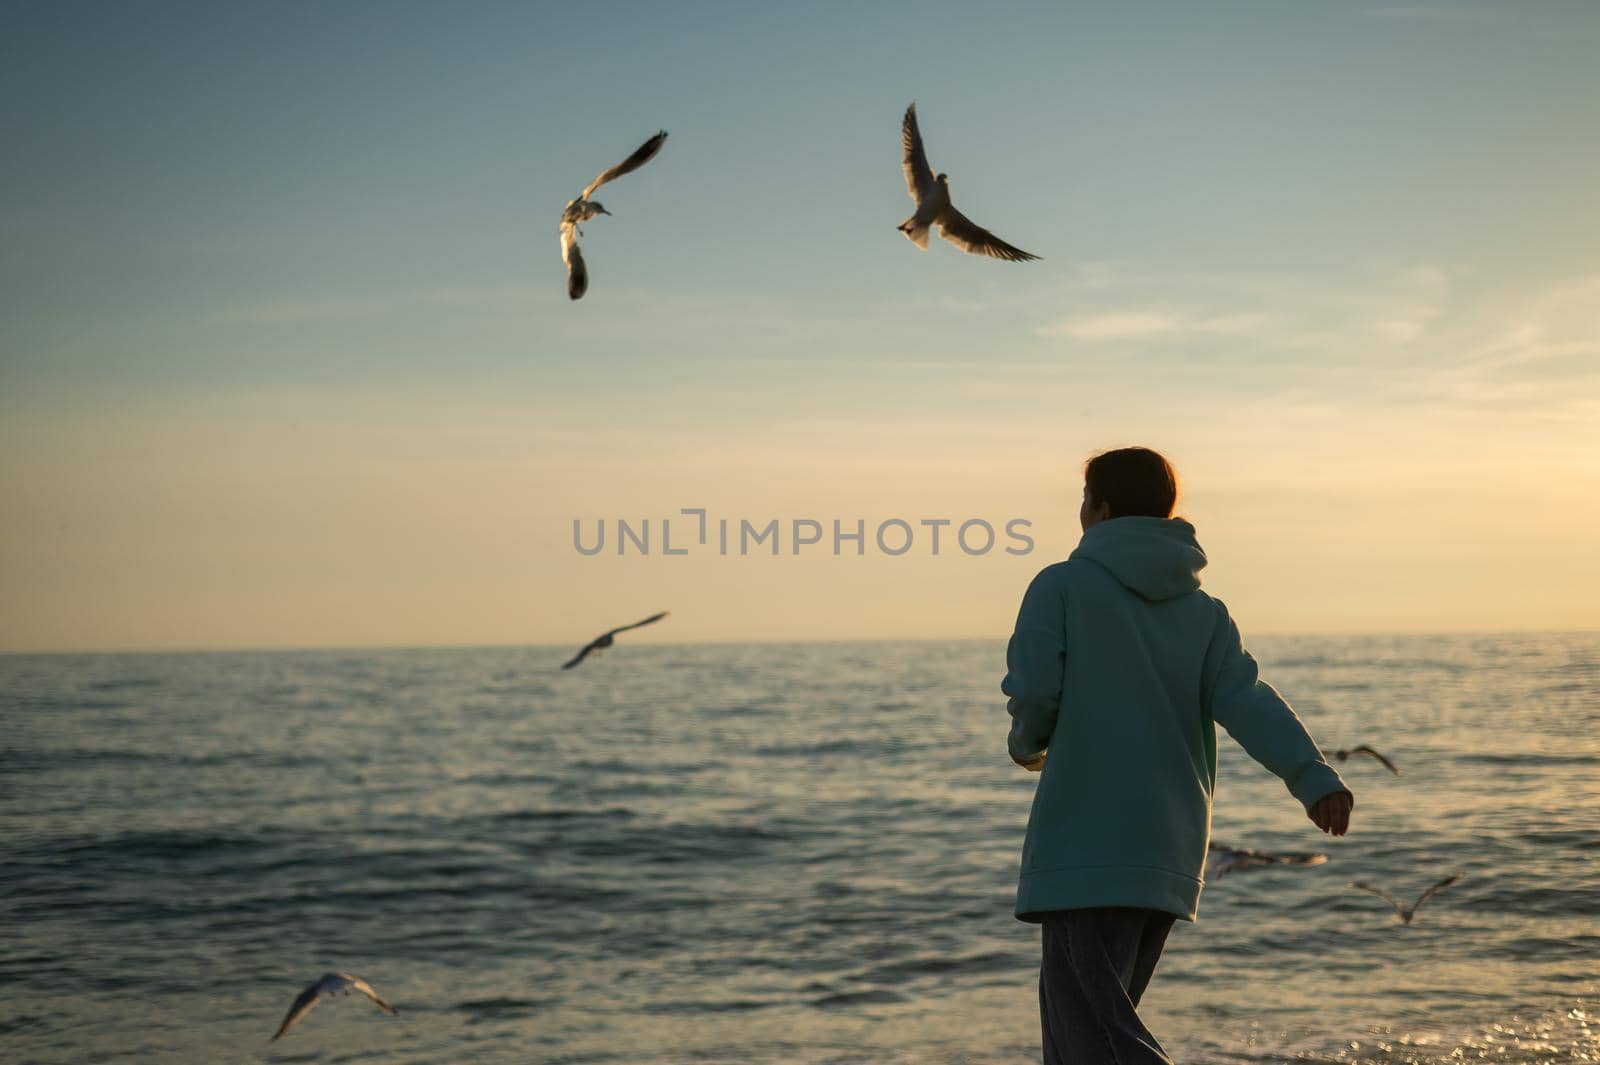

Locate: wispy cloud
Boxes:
[1417,275,1600,410]
[1025,264,1600,427]
[1371,265,1451,344]
[206,284,547,326]
[1036,311,1179,341]
[1034,308,1280,342]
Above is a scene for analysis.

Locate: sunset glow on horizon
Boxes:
[3,2,1598,652]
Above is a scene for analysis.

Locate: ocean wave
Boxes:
[809,988,910,1009]
[1456,751,1600,767]
[4,636,1597,1064]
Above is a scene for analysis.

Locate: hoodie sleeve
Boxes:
[1203,602,1351,810]
[1001,567,1068,763]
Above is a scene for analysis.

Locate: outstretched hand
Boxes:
[1308,790,1353,836]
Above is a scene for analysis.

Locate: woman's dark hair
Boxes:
[1084,447,1179,519]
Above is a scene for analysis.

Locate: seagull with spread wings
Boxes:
[1323,745,1401,775]
[562,610,670,670]
[559,130,668,300]
[270,971,398,1043]
[1351,873,1461,924]
[897,103,1039,263]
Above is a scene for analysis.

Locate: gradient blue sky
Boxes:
[3,1,1598,651]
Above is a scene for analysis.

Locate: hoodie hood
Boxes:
[1069,516,1207,602]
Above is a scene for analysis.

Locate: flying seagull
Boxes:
[1351,874,1461,924]
[270,972,398,1043]
[1206,842,1328,880]
[562,610,669,670]
[1323,745,1401,775]
[897,103,1039,263]
[559,130,668,300]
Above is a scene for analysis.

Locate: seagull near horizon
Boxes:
[562,610,670,670]
[897,103,1040,263]
[1206,841,1328,880]
[1323,745,1401,775]
[559,130,668,300]
[270,972,397,1043]
[1352,874,1462,924]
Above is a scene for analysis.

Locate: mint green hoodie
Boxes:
[1002,516,1350,923]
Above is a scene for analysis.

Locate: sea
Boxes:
[3,633,1597,1064]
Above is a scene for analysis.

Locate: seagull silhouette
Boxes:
[270,971,397,1043]
[562,611,669,670]
[559,130,668,300]
[1323,745,1401,775]
[1351,874,1462,924]
[897,103,1039,263]
[1206,841,1328,880]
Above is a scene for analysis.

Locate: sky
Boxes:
[2,0,1598,652]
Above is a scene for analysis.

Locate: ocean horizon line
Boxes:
[4,625,1597,659]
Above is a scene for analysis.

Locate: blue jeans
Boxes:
[1039,907,1175,1065]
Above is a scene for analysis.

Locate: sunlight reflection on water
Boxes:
[2,633,1597,1062]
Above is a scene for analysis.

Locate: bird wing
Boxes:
[1268,851,1329,866]
[901,103,935,203]
[1205,842,1246,877]
[562,641,599,670]
[1411,873,1462,915]
[560,221,588,301]
[581,130,668,201]
[935,206,1040,262]
[344,975,399,1015]
[603,610,670,638]
[1352,880,1406,917]
[1213,843,1327,871]
[1351,745,1400,775]
[270,984,322,1042]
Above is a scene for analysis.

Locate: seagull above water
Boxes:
[270,971,397,1043]
[1322,745,1401,775]
[897,103,1039,263]
[562,610,670,670]
[1206,842,1328,880]
[559,130,668,300]
[1352,874,1462,924]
